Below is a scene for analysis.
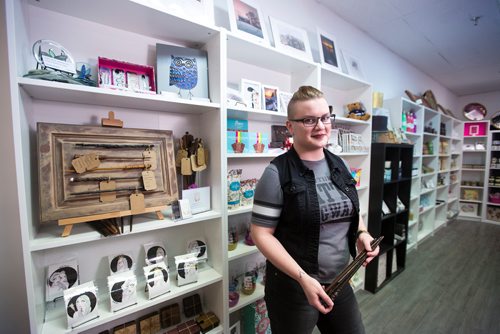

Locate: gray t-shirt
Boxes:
[252,158,354,282]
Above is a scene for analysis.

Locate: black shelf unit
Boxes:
[365,143,413,293]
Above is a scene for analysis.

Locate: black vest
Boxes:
[270,146,360,275]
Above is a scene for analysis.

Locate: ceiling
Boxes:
[317,0,500,96]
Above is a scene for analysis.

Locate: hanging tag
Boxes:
[130,192,145,214]
[142,170,157,190]
[143,149,157,170]
[196,144,205,166]
[191,154,206,172]
[175,148,188,168]
[71,153,100,173]
[99,180,116,202]
[181,157,192,175]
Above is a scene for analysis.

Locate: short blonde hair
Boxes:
[287,86,324,118]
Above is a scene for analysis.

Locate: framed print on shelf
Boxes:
[241,79,262,109]
[269,17,312,61]
[262,85,279,112]
[278,91,293,115]
[317,28,341,72]
[341,49,365,80]
[227,0,269,45]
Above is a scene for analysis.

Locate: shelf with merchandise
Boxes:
[228,283,265,314]
[41,267,223,334]
[228,241,259,262]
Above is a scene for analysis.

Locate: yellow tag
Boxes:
[143,150,157,170]
[71,153,100,173]
[130,192,145,214]
[196,145,205,166]
[191,154,206,172]
[176,148,188,168]
[181,157,192,175]
[99,180,116,202]
[142,170,157,190]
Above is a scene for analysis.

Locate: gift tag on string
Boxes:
[176,147,188,168]
[143,149,157,170]
[191,154,206,172]
[72,153,100,173]
[196,143,206,166]
[130,191,145,214]
[181,157,192,175]
[99,180,116,202]
[142,170,157,190]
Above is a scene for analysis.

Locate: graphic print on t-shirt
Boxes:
[316,175,354,223]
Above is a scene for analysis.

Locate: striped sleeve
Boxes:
[251,164,283,228]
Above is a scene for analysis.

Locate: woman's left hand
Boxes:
[357,232,380,266]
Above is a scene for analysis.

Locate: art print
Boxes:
[342,49,365,80]
[46,259,79,302]
[269,17,312,61]
[278,91,293,115]
[108,252,134,275]
[262,85,279,112]
[108,272,137,312]
[228,0,269,44]
[156,43,209,100]
[241,79,262,109]
[187,238,208,262]
[317,28,341,72]
[64,281,99,329]
[144,241,167,265]
[144,262,170,299]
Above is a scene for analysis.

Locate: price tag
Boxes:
[99,180,116,202]
[176,148,188,168]
[130,192,145,214]
[196,146,205,166]
[181,157,192,175]
[71,153,100,173]
[142,170,157,190]
[191,155,206,172]
[143,150,157,170]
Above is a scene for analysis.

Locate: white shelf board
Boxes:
[420,206,434,215]
[338,152,369,157]
[227,32,316,75]
[229,283,265,314]
[42,267,222,334]
[28,0,219,45]
[320,67,371,90]
[227,152,283,158]
[335,116,371,126]
[30,210,222,252]
[19,78,220,114]
[228,241,260,262]
[459,199,482,203]
[418,228,433,241]
[486,202,500,207]
[228,206,252,216]
[227,107,287,122]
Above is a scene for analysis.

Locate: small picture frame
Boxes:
[227,0,269,45]
[179,198,193,219]
[182,186,211,214]
[269,17,313,61]
[241,79,262,109]
[278,91,293,115]
[317,28,341,72]
[227,87,247,108]
[342,49,365,80]
[262,85,279,112]
[46,259,79,302]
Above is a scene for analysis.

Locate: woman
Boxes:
[251,86,379,334]
[110,254,133,274]
[67,292,97,320]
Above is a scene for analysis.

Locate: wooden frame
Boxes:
[37,123,178,224]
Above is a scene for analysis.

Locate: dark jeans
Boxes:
[265,264,365,334]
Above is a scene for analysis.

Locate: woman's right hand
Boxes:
[298,271,334,314]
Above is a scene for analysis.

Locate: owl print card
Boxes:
[156,43,209,101]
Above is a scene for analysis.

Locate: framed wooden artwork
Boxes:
[269,17,312,61]
[37,123,178,225]
[317,28,341,72]
[227,0,269,45]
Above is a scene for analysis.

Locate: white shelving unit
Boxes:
[385,97,463,250]
[482,129,500,225]
[3,0,374,333]
[460,121,490,221]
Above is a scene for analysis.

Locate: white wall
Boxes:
[0,1,30,332]
[457,91,500,121]
[216,0,459,114]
